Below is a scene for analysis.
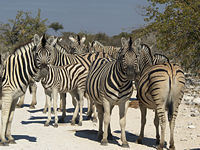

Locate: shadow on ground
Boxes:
[13,135,37,142]
[75,129,121,146]
[114,130,167,149]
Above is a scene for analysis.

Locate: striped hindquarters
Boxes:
[138,63,185,112]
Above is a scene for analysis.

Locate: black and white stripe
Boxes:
[86,37,139,147]
[0,34,43,145]
[134,43,185,150]
[38,63,88,127]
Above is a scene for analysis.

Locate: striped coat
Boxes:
[86,37,138,148]
[134,41,185,150]
[39,63,88,127]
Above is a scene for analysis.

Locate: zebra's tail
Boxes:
[167,75,173,122]
[29,86,32,94]
[167,94,173,122]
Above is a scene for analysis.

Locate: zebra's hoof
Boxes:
[57,108,62,112]
[9,139,16,144]
[157,145,164,150]
[78,122,82,126]
[43,110,47,114]
[0,141,9,146]
[121,142,129,148]
[92,118,98,123]
[71,121,75,126]
[44,122,49,127]
[16,105,22,108]
[101,139,108,146]
[53,123,58,128]
[136,138,143,144]
[169,145,175,150]
[29,105,35,109]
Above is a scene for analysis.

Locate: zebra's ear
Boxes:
[121,37,127,48]
[33,34,40,45]
[80,36,86,44]
[134,38,141,47]
[69,36,76,43]
[50,37,58,47]
[58,38,62,42]
[47,36,55,44]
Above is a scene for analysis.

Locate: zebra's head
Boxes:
[133,39,154,73]
[34,34,57,69]
[69,35,88,54]
[118,37,139,80]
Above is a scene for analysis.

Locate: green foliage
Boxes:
[49,22,63,32]
[144,0,200,72]
[0,9,47,53]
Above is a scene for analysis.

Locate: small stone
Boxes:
[180,138,187,141]
[197,135,200,137]
[188,125,196,129]
[193,97,200,105]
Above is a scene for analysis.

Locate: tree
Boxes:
[49,22,63,33]
[143,0,200,72]
[0,9,48,53]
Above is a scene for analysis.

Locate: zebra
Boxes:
[0,34,57,146]
[69,34,88,54]
[133,42,185,150]
[86,37,139,147]
[16,35,59,109]
[89,40,120,59]
[37,39,112,122]
[153,53,170,65]
[36,62,88,127]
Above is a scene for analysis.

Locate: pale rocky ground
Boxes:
[0,75,200,150]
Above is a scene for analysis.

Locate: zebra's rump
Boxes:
[138,63,185,109]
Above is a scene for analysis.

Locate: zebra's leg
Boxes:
[101,99,111,146]
[154,110,160,145]
[0,95,12,145]
[58,93,66,123]
[52,88,58,128]
[157,108,166,150]
[96,103,104,141]
[118,100,129,148]
[29,83,37,109]
[43,94,48,114]
[6,98,18,144]
[72,95,79,123]
[16,94,25,108]
[84,93,91,117]
[136,103,147,144]
[92,103,98,123]
[108,105,114,140]
[58,93,63,112]
[71,92,79,125]
[77,90,84,126]
[44,93,51,127]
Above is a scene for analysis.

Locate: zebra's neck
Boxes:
[2,42,38,87]
[113,60,130,86]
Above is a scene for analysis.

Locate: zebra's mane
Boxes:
[93,41,104,48]
[12,39,34,54]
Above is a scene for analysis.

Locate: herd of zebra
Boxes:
[0,34,185,150]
